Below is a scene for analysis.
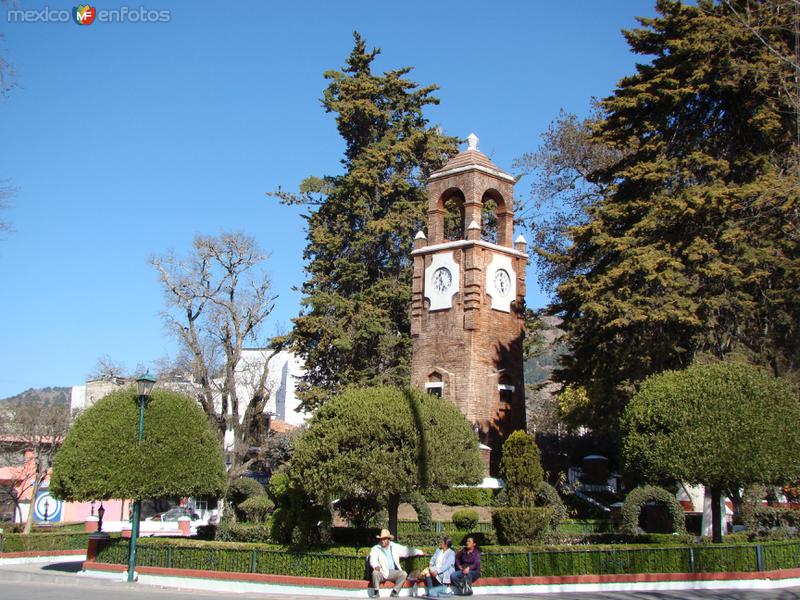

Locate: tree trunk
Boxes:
[387,494,400,540]
[711,485,723,543]
[22,476,40,535]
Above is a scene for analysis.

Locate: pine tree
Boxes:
[277,33,458,410]
[541,0,800,432]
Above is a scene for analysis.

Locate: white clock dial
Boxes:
[494,269,511,297]
[433,267,452,293]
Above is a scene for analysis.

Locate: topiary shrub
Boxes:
[402,491,432,531]
[532,481,568,530]
[492,507,553,545]
[748,505,800,530]
[226,477,267,520]
[451,508,480,531]
[267,472,290,504]
[50,388,226,503]
[424,487,496,507]
[268,472,331,546]
[621,485,686,535]
[500,430,544,506]
[227,477,266,504]
[238,495,274,523]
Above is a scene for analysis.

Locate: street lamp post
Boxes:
[127,370,156,583]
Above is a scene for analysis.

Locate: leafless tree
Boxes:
[0,181,15,237]
[0,1,16,99]
[0,402,71,533]
[86,354,127,380]
[513,108,626,290]
[150,232,283,479]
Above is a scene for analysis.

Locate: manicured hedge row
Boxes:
[92,536,800,579]
[0,531,92,553]
[423,487,496,506]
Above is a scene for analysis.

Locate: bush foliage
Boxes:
[620,486,686,535]
[238,495,275,523]
[492,507,554,545]
[451,509,480,531]
[290,386,483,532]
[50,388,226,501]
[500,431,545,506]
[423,487,496,507]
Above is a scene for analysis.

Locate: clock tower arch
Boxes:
[411,134,527,474]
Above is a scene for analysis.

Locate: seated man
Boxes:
[450,536,481,595]
[369,529,424,597]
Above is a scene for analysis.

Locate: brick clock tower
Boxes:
[411,134,527,474]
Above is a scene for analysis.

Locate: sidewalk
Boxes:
[0,558,346,598]
[0,558,120,588]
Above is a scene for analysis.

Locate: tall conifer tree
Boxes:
[541,0,800,432]
[278,33,458,410]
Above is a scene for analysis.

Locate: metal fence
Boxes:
[93,538,800,580]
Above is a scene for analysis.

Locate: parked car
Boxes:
[146,507,200,522]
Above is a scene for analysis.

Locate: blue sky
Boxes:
[0,0,656,397]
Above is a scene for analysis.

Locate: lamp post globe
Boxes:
[136,371,157,397]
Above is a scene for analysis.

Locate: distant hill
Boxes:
[0,386,71,406]
[524,315,567,386]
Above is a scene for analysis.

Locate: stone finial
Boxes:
[415,230,428,240]
[414,230,428,249]
[467,219,481,241]
[467,133,479,151]
[514,233,528,252]
[514,234,527,244]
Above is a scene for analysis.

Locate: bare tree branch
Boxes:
[150,232,282,478]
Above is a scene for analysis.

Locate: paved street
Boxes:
[0,561,799,600]
[2,579,800,600]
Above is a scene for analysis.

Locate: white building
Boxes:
[70,350,308,436]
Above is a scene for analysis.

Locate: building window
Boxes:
[498,383,515,404]
[425,382,444,398]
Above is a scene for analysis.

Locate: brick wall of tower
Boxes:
[410,242,527,474]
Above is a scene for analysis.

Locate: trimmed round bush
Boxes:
[50,387,226,501]
[227,477,266,505]
[492,506,554,545]
[451,508,480,531]
[621,485,686,535]
[238,495,274,523]
[533,481,568,529]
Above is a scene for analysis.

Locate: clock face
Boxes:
[433,267,452,293]
[494,269,511,297]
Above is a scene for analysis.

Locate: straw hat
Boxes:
[376,528,394,540]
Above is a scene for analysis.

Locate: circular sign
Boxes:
[34,491,63,522]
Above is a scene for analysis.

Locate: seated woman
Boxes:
[450,536,481,595]
[422,536,455,597]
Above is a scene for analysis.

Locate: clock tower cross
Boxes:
[410,134,527,473]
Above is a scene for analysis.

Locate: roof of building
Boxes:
[429,133,514,183]
[270,419,296,433]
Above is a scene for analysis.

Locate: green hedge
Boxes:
[451,509,480,531]
[395,520,493,535]
[423,487,496,506]
[493,507,554,545]
[558,520,613,534]
[0,531,92,553]
[91,536,800,579]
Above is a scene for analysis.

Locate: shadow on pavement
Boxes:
[41,561,84,573]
